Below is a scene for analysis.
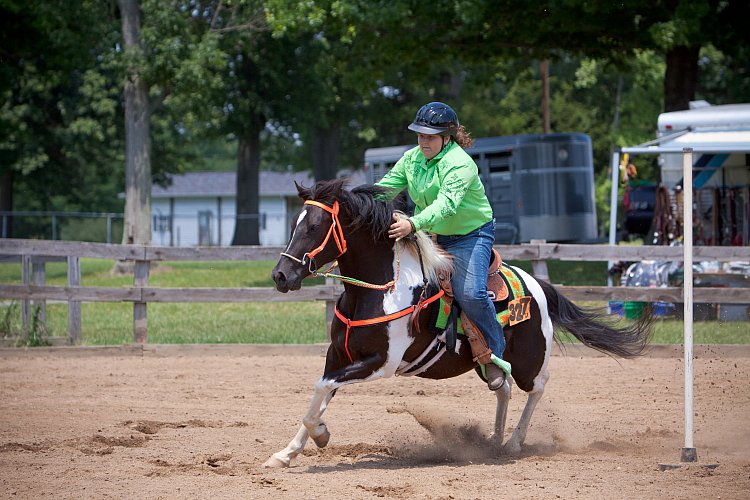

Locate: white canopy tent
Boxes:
[608,111,750,464]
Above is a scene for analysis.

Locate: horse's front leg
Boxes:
[263,354,387,468]
[262,389,335,468]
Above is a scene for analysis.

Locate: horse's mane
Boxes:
[298,178,452,285]
[298,178,395,240]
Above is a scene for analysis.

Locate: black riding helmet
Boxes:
[407,102,459,136]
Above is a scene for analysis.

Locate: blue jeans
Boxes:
[436,220,506,359]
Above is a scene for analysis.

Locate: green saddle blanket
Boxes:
[433,264,530,332]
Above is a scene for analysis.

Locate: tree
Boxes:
[653,0,750,111]
[118,0,151,245]
[115,0,226,246]
[201,1,330,244]
[0,0,121,237]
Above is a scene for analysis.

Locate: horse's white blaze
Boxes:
[282,209,308,253]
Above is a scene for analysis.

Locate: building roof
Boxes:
[152,171,315,198]
[151,169,369,199]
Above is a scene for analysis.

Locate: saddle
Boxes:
[436,248,508,363]
[487,248,509,302]
[437,248,508,304]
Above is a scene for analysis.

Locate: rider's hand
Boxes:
[388,214,413,240]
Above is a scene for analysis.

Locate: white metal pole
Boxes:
[681,148,697,462]
[607,151,621,288]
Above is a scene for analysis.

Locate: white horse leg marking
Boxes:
[303,377,342,447]
[263,384,335,468]
[504,367,550,453]
[491,378,513,447]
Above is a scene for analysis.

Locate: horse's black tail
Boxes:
[538,279,654,358]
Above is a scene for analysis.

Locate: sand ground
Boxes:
[1,344,749,499]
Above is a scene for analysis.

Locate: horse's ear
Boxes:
[295,181,311,200]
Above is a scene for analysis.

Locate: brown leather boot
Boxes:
[486,363,506,391]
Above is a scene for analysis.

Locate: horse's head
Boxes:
[272,179,349,292]
[272,178,407,292]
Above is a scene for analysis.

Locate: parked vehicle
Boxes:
[622,184,657,238]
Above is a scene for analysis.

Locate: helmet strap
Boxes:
[437,135,450,155]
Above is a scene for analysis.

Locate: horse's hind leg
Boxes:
[262,387,335,468]
[490,378,512,448]
[504,367,549,453]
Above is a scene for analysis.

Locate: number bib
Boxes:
[507,296,532,326]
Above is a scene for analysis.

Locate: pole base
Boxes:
[681,447,698,462]
[658,448,720,471]
[658,462,719,471]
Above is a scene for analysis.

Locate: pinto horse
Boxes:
[264,178,653,468]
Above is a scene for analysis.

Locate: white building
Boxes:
[151,169,366,246]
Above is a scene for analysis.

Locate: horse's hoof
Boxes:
[312,429,330,448]
[262,456,289,468]
[488,432,504,448]
[503,441,522,454]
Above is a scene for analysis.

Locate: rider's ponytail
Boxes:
[454,125,474,149]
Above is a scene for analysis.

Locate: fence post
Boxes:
[133,260,149,343]
[530,239,550,282]
[67,256,81,344]
[32,258,46,325]
[21,255,30,338]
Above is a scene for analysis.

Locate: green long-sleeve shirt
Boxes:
[375,141,493,235]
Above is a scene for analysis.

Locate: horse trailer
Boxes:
[364,133,598,243]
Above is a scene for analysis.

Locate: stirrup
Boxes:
[491,355,512,377]
[485,363,507,391]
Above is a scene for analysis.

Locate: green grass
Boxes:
[1,259,747,346]
[12,301,327,345]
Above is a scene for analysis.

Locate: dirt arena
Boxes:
[1,343,749,499]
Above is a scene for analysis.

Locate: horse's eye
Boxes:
[307,224,319,233]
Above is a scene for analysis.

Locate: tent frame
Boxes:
[609,135,750,465]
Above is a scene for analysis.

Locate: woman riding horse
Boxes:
[376,101,510,390]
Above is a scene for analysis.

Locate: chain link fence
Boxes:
[2,211,125,243]
[1,211,280,245]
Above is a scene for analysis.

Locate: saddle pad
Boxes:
[432,264,531,331]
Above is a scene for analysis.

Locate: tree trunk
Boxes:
[664,45,700,112]
[0,168,13,237]
[311,125,340,181]
[231,123,263,246]
[119,0,151,246]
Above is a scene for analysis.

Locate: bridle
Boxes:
[280,200,347,275]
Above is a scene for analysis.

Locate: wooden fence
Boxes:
[0,238,748,344]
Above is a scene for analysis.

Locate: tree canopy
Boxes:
[3,0,748,241]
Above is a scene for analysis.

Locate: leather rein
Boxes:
[279,199,444,363]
